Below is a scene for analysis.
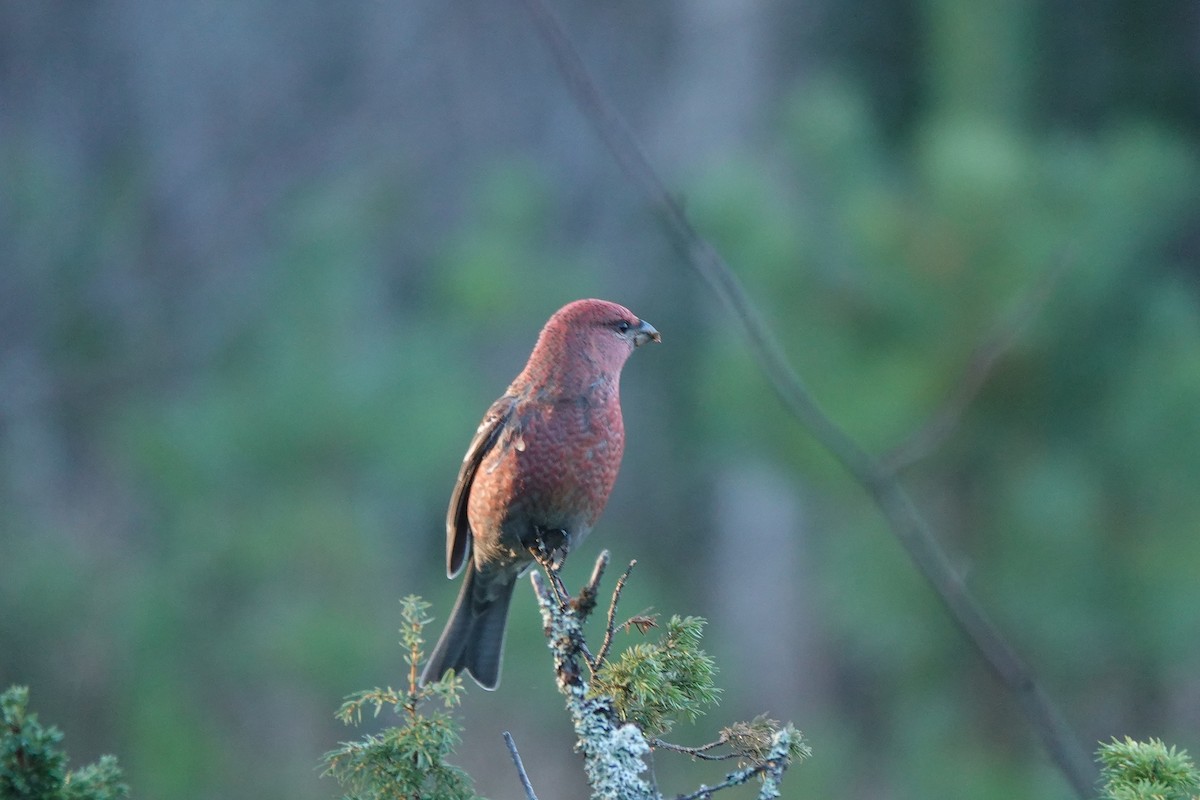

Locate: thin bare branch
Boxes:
[668,727,796,800]
[595,559,637,667]
[575,551,611,674]
[649,737,738,762]
[503,731,540,800]
[515,1,1096,796]
[671,768,764,800]
[574,548,611,620]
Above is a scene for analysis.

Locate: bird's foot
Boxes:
[526,527,568,569]
[528,527,570,607]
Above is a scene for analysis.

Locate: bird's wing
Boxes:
[446,394,516,578]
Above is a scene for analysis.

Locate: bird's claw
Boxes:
[526,527,571,607]
[527,527,568,570]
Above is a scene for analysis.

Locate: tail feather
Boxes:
[421,562,516,690]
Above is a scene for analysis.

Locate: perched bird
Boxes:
[421,299,660,690]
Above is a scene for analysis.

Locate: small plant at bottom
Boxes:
[1,685,128,800]
[1097,737,1199,800]
[322,595,484,800]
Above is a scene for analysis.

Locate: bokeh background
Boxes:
[3,2,1200,798]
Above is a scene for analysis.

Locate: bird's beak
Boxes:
[633,319,661,347]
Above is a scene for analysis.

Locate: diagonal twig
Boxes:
[668,727,796,800]
[514,1,1096,796]
[649,736,739,762]
[595,559,637,668]
[574,548,611,621]
[503,731,540,800]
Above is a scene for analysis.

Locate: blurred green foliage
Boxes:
[689,74,1200,799]
[3,3,1200,800]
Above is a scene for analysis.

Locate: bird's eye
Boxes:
[615,320,631,333]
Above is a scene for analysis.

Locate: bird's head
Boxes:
[521,299,660,393]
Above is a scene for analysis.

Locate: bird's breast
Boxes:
[468,393,625,552]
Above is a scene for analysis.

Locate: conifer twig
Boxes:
[669,727,797,800]
[503,731,540,800]
[649,737,738,761]
[514,0,1096,795]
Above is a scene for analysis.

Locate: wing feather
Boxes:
[446,395,515,577]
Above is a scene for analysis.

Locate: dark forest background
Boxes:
[2,2,1199,798]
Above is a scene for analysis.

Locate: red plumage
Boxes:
[422,299,660,689]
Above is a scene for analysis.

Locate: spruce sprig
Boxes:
[590,615,721,737]
[322,595,483,800]
[1098,737,1200,800]
[1,685,129,800]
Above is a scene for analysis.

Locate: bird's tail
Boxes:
[420,561,516,691]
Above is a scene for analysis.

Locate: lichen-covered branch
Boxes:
[527,552,807,800]
[672,726,804,800]
[531,568,660,800]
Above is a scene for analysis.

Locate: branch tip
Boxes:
[596,558,638,666]
[530,569,550,601]
[503,731,540,800]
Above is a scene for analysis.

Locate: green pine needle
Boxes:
[1097,737,1200,800]
[591,615,722,736]
[322,597,484,800]
[1,685,129,800]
